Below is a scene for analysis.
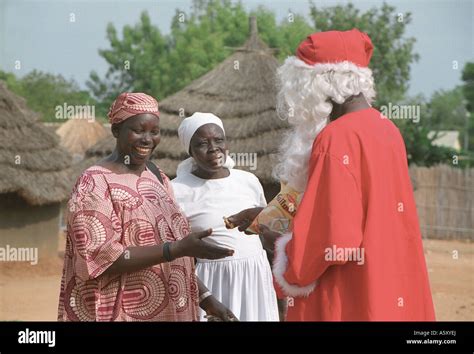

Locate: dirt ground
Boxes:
[0,239,472,321]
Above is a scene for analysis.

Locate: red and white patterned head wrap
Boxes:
[108,92,160,125]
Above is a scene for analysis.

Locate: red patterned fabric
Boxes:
[58,166,199,321]
[108,92,160,125]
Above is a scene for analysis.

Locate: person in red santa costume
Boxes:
[228,29,436,321]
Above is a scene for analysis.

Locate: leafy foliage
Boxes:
[0,70,99,122]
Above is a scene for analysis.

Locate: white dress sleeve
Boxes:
[257,181,267,207]
[247,173,267,208]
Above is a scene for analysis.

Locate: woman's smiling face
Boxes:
[112,113,161,166]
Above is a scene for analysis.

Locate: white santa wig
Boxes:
[273,57,376,192]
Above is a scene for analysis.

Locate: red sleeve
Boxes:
[273,151,363,297]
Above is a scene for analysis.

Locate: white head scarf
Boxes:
[176,112,235,176]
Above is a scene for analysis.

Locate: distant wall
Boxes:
[410,165,473,240]
[0,193,60,259]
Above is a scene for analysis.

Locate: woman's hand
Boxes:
[200,296,239,322]
[172,229,234,260]
[258,224,282,253]
[226,207,264,232]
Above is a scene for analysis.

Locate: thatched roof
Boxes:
[56,118,108,160]
[83,17,288,183]
[0,82,74,205]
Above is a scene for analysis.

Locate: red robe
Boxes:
[273,107,436,321]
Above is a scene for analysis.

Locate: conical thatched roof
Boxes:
[56,118,108,159]
[0,82,74,205]
[84,17,288,183]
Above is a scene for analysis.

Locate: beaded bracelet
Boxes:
[199,291,212,304]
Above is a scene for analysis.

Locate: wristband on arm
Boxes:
[163,242,173,262]
[199,291,212,304]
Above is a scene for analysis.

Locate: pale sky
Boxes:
[0,0,473,98]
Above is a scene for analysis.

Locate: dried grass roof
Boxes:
[83,17,288,183]
[0,82,74,205]
[56,118,108,157]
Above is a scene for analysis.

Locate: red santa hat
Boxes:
[295,28,373,70]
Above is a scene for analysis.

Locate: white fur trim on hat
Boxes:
[283,56,374,76]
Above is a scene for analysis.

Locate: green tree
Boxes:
[167,0,248,93]
[249,6,313,59]
[424,86,472,156]
[0,70,22,93]
[392,96,458,167]
[87,11,170,115]
[402,124,457,167]
[0,70,98,122]
[275,13,314,60]
[396,88,474,168]
[405,62,474,166]
[87,1,252,107]
[462,62,474,111]
[426,87,466,131]
[461,62,474,151]
[91,1,418,110]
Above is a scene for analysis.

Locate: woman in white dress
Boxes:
[171,112,279,321]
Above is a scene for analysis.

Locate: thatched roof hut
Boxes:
[83,17,287,198]
[56,118,108,161]
[0,82,73,205]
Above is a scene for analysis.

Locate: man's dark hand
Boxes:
[226,207,264,232]
[258,224,282,253]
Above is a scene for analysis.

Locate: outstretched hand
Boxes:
[173,229,234,260]
[226,207,264,233]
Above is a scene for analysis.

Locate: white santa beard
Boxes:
[273,56,376,193]
[275,121,326,192]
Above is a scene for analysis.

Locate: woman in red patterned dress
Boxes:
[58,92,237,321]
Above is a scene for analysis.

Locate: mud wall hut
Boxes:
[0,82,73,258]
